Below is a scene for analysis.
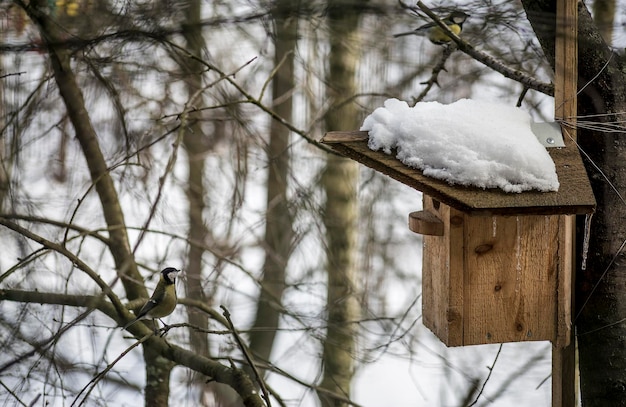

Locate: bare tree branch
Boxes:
[416,1,554,96]
[0,218,128,318]
[17,0,145,300]
[0,289,266,406]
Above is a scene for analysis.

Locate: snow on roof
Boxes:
[361,98,559,193]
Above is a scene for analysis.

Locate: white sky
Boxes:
[1,1,592,405]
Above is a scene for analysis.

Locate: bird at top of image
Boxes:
[122,267,180,330]
[393,11,470,45]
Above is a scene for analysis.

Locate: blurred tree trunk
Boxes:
[523,1,626,405]
[247,0,298,375]
[318,1,364,406]
[23,1,170,406]
[0,64,7,211]
[592,0,615,45]
[180,1,224,405]
[574,5,626,405]
[181,0,210,357]
[23,0,145,299]
[143,347,175,407]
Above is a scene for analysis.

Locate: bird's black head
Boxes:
[449,11,469,25]
[161,267,180,284]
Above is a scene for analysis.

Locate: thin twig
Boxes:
[0,71,26,79]
[413,44,456,103]
[221,305,272,407]
[416,1,554,96]
[516,86,530,107]
[71,333,153,406]
[0,218,127,317]
[0,307,96,373]
[467,344,503,406]
[160,39,339,155]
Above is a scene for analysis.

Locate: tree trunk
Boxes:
[318,1,363,406]
[575,5,626,406]
[0,62,7,212]
[247,0,298,374]
[143,347,175,407]
[180,0,210,365]
[23,1,173,404]
[524,1,626,405]
[180,1,230,405]
[592,0,615,45]
[24,0,145,300]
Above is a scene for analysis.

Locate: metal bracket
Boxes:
[531,122,565,148]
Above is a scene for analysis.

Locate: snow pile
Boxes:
[361,98,559,193]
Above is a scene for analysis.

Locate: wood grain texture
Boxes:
[462,215,559,345]
[408,210,444,236]
[556,215,574,348]
[420,198,566,346]
[321,131,595,216]
[421,196,465,346]
[552,0,578,404]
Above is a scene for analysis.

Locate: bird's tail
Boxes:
[122,318,139,330]
[393,22,435,38]
[393,31,416,38]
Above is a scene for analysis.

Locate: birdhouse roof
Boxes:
[321,131,595,216]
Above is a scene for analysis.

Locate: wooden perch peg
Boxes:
[408,210,444,236]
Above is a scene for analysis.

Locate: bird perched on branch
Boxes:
[394,11,469,45]
[123,267,180,330]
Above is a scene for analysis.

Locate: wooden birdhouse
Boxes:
[321,129,595,348]
[321,0,583,404]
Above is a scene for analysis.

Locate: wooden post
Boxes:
[552,0,578,405]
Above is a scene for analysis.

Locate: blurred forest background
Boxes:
[1,0,625,406]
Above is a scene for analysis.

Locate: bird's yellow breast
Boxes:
[428,24,462,44]
[148,284,177,318]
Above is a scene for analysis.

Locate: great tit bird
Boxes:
[394,11,469,45]
[123,267,180,330]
